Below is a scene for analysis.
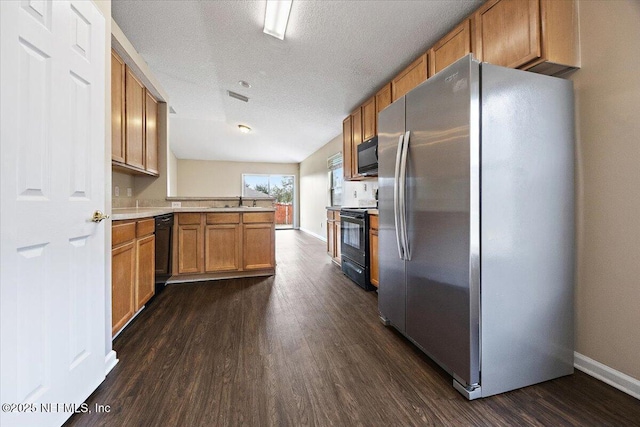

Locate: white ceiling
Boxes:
[112,0,483,163]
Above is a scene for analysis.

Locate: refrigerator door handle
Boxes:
[394,134,405,260]
[399,130,411,260]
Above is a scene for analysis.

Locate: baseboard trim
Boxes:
[105,350,118,376]
[574,352,639,399]
[299,227,326,242]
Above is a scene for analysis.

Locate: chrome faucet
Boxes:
[238,196,243,207]
[252,199,257,207]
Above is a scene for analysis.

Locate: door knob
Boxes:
[91,210,110,223]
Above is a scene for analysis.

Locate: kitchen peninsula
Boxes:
[111,204,276,336]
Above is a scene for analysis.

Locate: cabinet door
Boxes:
[243,223,275,270]
[351,107,363,176]
[136,234,155,310]
[125,67,145,169]
[376,83,392,115]
[429,19,473,75]
[362,97,376,141]
[205,224,241,272]
[334,220,341,264]
[145,91,159,175]
[178,224,203,274]
[327,220,335,256]
[369,216,379,287]
[475,0,541,69]
[392,53,428,101]
[112,241,135,335]
[111,50,125,163]
[342,116,353,180]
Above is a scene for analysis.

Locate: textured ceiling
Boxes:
[112,0,483,163]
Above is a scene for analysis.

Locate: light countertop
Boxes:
[112,207,275,221]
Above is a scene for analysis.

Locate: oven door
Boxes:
[341,214,366,266]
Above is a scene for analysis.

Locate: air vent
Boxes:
[169,106,177,114]
[227,90,249,103]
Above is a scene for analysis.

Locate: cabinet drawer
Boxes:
[178,213,202,225]
[243,212,275,224]
[136,218,155,237]
[206,213,240,224]
[112,221,136,247]
[370,214,378,231]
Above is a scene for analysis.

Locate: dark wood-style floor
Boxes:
[66,231,640,426]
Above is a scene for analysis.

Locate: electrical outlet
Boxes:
[171,202,182,208]
[114,186,119,197]
[354,191,357,198]
[126,188,132,197]
[364,184,367,191]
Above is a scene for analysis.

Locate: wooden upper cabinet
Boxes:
[474,0,540,69]
[475,0,578,75]
[392,53,428,102]
[361,96,376,141]
[376,83,392,115]
[429,19,473,76]
[145,91,159,175]
[527,0,579,75]
[342,116,353,180]
[351,107,363,177]
[125,67,146,170]
[111,50,126,163]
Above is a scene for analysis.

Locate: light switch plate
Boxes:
[171,202,182,208]
[114,186,119,197]
[126,188,132,197]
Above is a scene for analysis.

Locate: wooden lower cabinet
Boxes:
[326,209,341,266]
[112,218,155,336]
[135,233,155,310]
[243,223,275,270]
[334,216,341,264]
[205,224,241,272]
[369,214,379,288]
[177,213,203,274]
[174,211,275,279]
[112,240,135,335]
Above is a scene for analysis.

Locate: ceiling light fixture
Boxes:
[238,125,252,134]
[238,80,251,88]
[263,0,293,40]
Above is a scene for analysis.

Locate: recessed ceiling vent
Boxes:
[227,90,249,103]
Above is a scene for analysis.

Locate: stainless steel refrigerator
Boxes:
[378,55,574,399]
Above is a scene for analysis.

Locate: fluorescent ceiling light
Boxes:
[263,0,293,40]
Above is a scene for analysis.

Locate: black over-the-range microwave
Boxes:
[357,136,378,176]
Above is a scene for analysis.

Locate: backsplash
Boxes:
[113,197,275,209]
[342,178,378,207]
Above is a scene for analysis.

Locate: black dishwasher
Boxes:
[154,213,174,293]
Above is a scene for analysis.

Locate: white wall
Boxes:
[570,0,640,381]
[299,134,342,239]
[176,159,300,226]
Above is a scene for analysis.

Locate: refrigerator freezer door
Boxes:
[378,99,407,332]
[404,56,480,386]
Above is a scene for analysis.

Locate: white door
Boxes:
[1,1,107,426]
